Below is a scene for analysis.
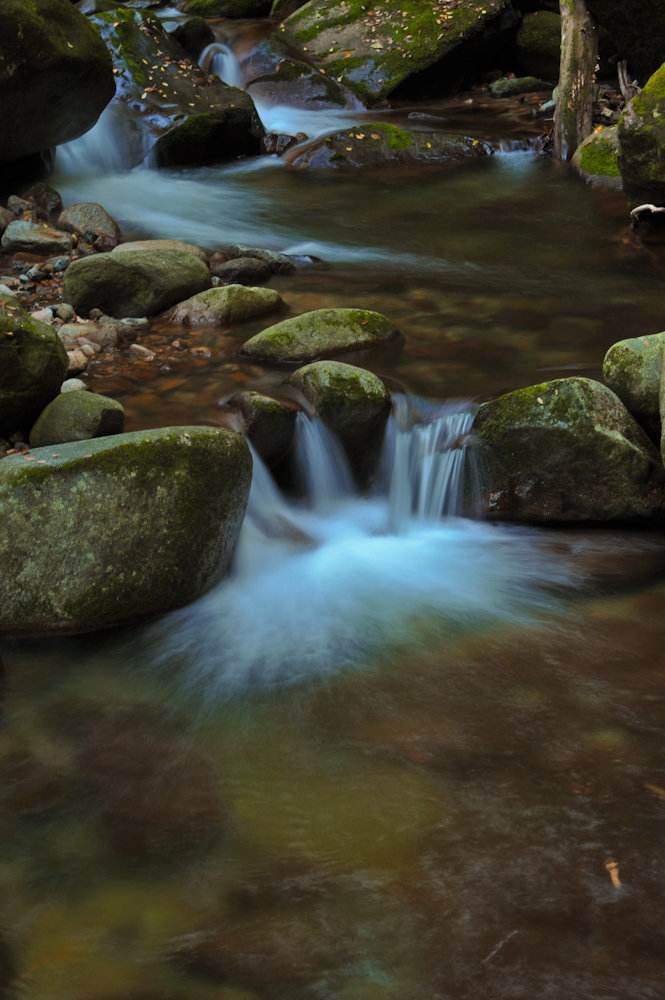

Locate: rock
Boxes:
[619,64,665,204]
[63,248,210,319]
[58,203,121,250]
[241,308,401,365]
[67,349,88,374]
[572,125,622,188]
[30,391,124,447]
[53,303,75,322]
[602,331,665,437]
[286,123,492,170]
[183,0,271,14]
[0,302,68,436]
[114,238,208,262]
[516,12,562,82]
[212,246,297,275]
[0,0,114,166]
[92,9,264,169]
[211,257,272,285]
[243,43,360,113]
[1,221,73,256]
[289,361,390,480]
[281,0,516,104]
[170,17,215,61]
[229,390,297,465]
[170,285,283,326]
[490,76,551,97]
[0,285,16,301]
[128,344,156,361]
[0,207,14,235]
[0,427,252,636]
[474,377,664,522]
[22,182,63,221]
[60,378,88,394]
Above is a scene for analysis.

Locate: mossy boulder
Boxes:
[0,0,114,166]
[170,285,283,326]
[474,377,664,522]
[490,76,550,98]
[602,331,665,437]
[281,0,514,104]
[241,308,400,365]
[0,302,67,436]
[286,123,492,170]
[516,11,561,82]
[91,9,263,169]
[619,64,665,204]
[229,390,297,465]
[63,248,211,318]
[30,391,125,447]
[0,427,252,636]
[572,126,621,188]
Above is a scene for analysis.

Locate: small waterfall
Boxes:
[200,42,244,89]
[294,412,354,511]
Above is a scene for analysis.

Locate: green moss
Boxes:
[241,307,400,364]
[578,133,620,177]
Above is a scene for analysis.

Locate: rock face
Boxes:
[58,203,121,250]
[63,247,211,318]
[281,0,515,103]
[0,0,114,167]
[0,427,252,636]
[92,9,264,169]
[30,391,125,447]
[241,308,400,365]
[602,331,665,437]
[619,64,665,204]
[572,125,621,188]
[170,285,283,326]
[286,124,493,170]
[474,377,664,522]
[0,302,67,436]
[516,11,561,82]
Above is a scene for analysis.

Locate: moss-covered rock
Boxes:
[241,308,400,365]
[474,377,664,522]
[63,247,211,318]
[170,285,283,326]
[572,125,622,188]
[0,426,251,636]
[91,9,263,168]
[30,391,124,447]
[516,11,561,82]
[286,122,492,170]
[489,75,550,97]
[0,0,114,166]
[619,64,665,204]
[0,302,67,436]
[229,390,297,465]
[602,331,665,437]
[281,0,514,104]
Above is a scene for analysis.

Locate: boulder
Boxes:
[212,246,297,274]
[57,203,121,250]
[0,302,68,436]
[30,391,125,447]
[63,248,211,318]
[229,390,297,465]
[212,258,272,285]
[0,427,252,636]
[170,285,283,326]
[241,308,401,365]
[572,125,622,188]
[169,17,215,61]
[474,377,664,522]
[516,11,561,82]
[286,123,493,170]
[1,221,73,256]
[619,64,665,204]
[490,76,551,98]
[602,331,665,437]
[281,0,516,104]
[92,9,264,169]
[0,0,114,166]
[114,239,208,262]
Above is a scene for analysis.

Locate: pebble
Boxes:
[129,343,156,361]
[67,349,88,373]
[60,378,88,393]
[31,307,54,323]
[50,257,70,273]
[53,303,75,322]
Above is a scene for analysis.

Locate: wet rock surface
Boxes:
[241,307,401,364]
[30,390,125,447]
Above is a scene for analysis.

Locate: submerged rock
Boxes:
[63,247,211,318]
[170,285,283,326]
[0,0,114,167]
[0,303,67,436]
[619,64,665,204]
[0,427,251,635]
[516,11,561,82]
[229,390,297,465]
[30,391,124,447]
[241,308,401,365]
[474,377,664,522]
[572,126,621,188]
[602,331,665,437]
[57,203,121,250]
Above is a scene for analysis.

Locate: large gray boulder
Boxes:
[602,331,665,437]
[30,391,125,447]
[0,301,67,436]
[0,0,114,167]
[474,377,664,522]
[0,427,252,636]
[241,308,401,365]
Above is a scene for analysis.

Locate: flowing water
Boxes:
[3,19,665,1000]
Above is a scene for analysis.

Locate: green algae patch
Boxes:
[241,308,401,365]
[0,427,252,636]
[0,302,67,435]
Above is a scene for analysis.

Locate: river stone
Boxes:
[0,0,114,166]
[286,124,493,171]
[0,426,251,636]
[619,64,665,204]
[603,331,665,437]
[30,391,124,447]
[516,11,561,82]
[572,126,622,189]
[170,285,283,326]
[58,203,121,250]
[113,239,208,262]
[0,302,68,436]
[229,390,297,465]
[490,76,551,98]
[212,258,272,285]
[212,246,297,275]
[63,249,211,318]
[474,377,664,522]
[281,0,516,104]
[1,221,73,255]
[241,308,401,365]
